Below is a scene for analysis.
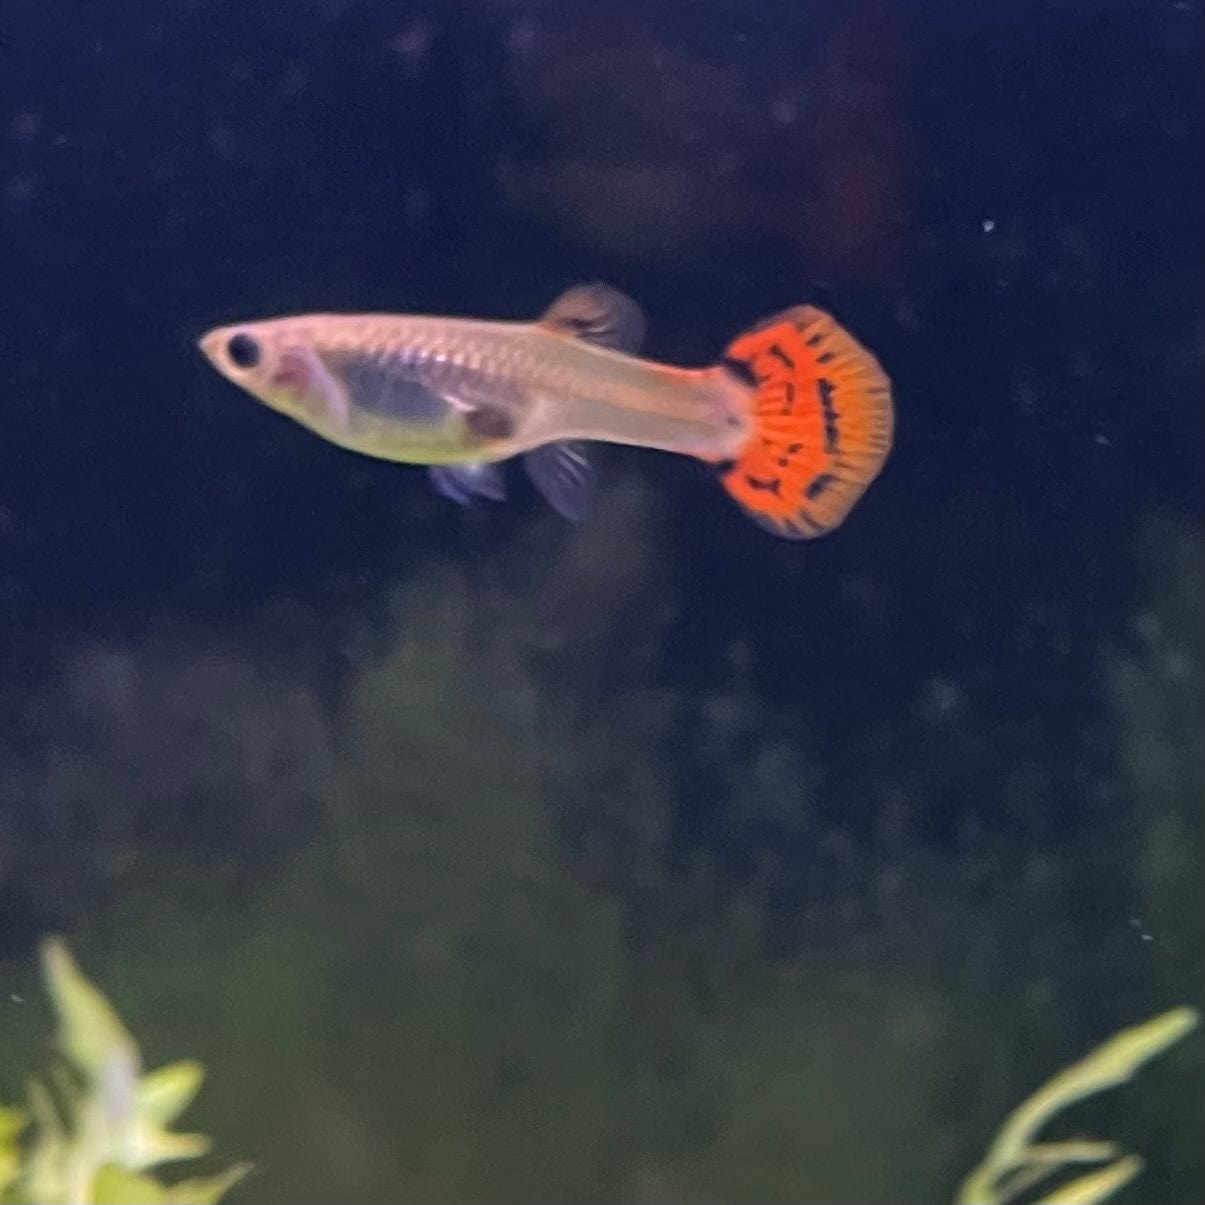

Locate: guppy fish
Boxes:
[198,283,893,539]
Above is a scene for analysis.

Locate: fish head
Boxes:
[197,320,350,438]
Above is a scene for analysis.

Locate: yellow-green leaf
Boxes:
[136,1063,205,1128]
[39,939,140,1087]
[1033,1156,1144,1204]
[123,1127,211,1172]
[91,1163,170,1204]
[163,1162,253,1204]
[957,1006,1200,1205]
[0,1108,25,1145]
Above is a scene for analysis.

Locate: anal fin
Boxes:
[523,441,595,522]
[429,461,506,507]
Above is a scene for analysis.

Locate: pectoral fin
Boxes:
[538,282,646,353]
[523,441,595,522]
[429,462,506,507]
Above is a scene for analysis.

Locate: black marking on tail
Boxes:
[720,357,758,388]
[817,378,839,452]
[769,344,795,370]
[745,474,782,495]
[805,472,838,500]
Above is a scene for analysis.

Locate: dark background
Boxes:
[1,0,1199,844]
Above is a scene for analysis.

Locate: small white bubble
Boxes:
[915,675,966,724]
[9,112,42,141]
[404,189,430,227]
[509,19,537,56]
[1128,915,1155,943]
[981,218,996,233]
[277,62,309,100]
[391,20,431,77]
[4,171,39,209]
[1131,611,1163,645]
[770,95,798,126]
[9,994,23,1004]
[1067,345,1094,379]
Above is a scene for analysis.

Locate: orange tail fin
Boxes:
[719,305,893,539]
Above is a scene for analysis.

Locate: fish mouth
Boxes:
[196,328,227,365]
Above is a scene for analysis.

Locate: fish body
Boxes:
[198,283,893,538]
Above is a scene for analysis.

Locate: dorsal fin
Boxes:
[538,282,646,353]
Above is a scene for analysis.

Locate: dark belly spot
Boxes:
[465,405,515,440]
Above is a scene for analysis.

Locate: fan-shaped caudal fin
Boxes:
[719,305,893,539]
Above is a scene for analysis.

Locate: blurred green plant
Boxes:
[1109,513,1203,994]
[3,938,1193,1205]
[0,939,248,1205]
[0,501,1199,1203]
[957,1006,1199,1205]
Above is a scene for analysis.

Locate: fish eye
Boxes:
[226,332,261,369]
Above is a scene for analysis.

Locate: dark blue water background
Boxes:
[0,2,1199,1202]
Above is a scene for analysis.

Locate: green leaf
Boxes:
[163,1162,253,1204]
[91,1164,170,1204]
[957,1006,1200,1205]
[136,1064,205,1128]
[0,1108,25,1145]
[39,938,140,1088]
[0,1107,27,1197]
[122,1125,211,1172]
